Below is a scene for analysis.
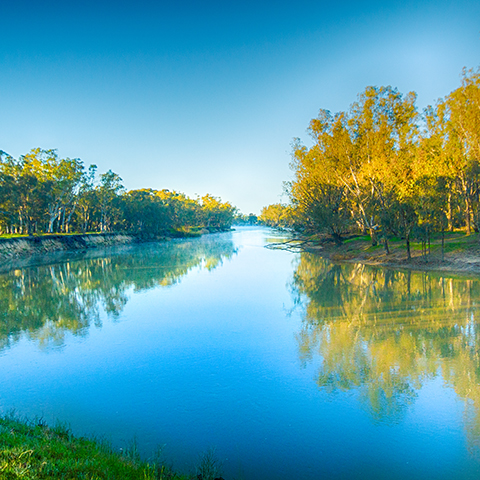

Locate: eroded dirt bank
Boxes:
[0,233,160,273]
[0,233,139,259]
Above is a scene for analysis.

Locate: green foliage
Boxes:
[274,66,480,255]
[195,448,223,480]
[199,194,237,230]
[0,150,237,236]
[258,203,293,228]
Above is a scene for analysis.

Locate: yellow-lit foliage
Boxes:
[274,66,480,244]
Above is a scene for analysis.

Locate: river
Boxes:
[1,227,480,479]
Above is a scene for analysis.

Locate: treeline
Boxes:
[0,148,237,235]
[261,67,480,257]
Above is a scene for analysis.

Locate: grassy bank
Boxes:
[275,231,480,276]
[0,413,193,480]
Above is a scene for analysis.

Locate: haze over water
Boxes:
[1,227,480,479]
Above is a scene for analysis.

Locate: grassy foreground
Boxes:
[0,413,191,480]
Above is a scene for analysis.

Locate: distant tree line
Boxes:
[260,67,480,257]
[233,212,258,225]
[0,148,237,235]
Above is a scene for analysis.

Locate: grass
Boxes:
[303,230,480,273]
[0,413,191,480]
[0,232,103,239]
[365,244,383,252]
[343,235,371,244]
[0,234,31,239]
[340,231,479,249]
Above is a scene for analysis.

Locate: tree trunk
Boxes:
[65,201,77,234]
[60,207,66,232]
[406,233,411,260]
[331,230,343,246]
[448,193,453,232]
[466,197,472,234]
[48,215,55,233]
[441,228,445,262]
[428,231,431,256]
[383,235,390,254]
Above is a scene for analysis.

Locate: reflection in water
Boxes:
[292,253,480,450]
[0,235,237,352]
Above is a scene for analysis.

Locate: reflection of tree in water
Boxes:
[292,253,480,448]
[0,235,237,351]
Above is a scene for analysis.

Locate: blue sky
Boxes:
[0,0,479,214]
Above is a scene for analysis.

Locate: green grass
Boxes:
[0,413,189,480]
[0,234,30,239]
[365,244,383,252]
[441,241,474,253]
[327,231,480,262]
[0,232,103,239]
[343,235,371,244]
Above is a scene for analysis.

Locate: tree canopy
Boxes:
[263,66,480,255]
[0,149,237,235]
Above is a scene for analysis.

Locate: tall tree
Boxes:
[96,170,125,232]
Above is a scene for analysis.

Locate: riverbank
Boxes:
[0,413,190,479]
[0,232,140,260]
[270,232,480,276]
[0,414,226,480]
[0,228,230,272]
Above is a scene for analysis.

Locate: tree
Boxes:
[76,164,97,232]
[258,204,293,228]
[200,194,236,230]
[286,86,418,246]
[96,170,125,232]
[445,68,480,233]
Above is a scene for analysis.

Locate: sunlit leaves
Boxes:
[277,66,480,247]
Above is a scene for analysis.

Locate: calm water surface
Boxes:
[1,227,480,479]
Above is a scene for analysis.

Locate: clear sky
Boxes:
[0,0,479,214]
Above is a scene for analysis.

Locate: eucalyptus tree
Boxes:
[200,194,236,230]
[0,147,240,235]
[444,68,480,233]
[0,151,17,232]
[258,203,294,228]
[288,117,353,241]
[76,164,97,232]
[287,86,418,247]
[2,148,86,234]
[122,189,170,235]
[0,150,53,234]
[96,170,125,232]
[155,189,201,231]
[347,86,418,247]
